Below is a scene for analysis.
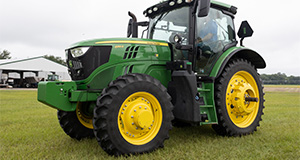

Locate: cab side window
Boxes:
[195,8,235,75]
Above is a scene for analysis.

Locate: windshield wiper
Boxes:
[150,12,170,35]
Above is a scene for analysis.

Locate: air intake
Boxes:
[123,46,140,59]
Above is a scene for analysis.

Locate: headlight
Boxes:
[70,47,89,58]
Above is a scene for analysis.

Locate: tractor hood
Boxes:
[67,38,169,49]
[66,38,170,81]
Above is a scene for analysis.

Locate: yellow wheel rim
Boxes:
[76,102,94,129]
[118,92,162,145]
[226,71,259,128]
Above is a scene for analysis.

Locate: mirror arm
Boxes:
[137,21,149,27]
[240,37,245,47]
[175,44,193,51]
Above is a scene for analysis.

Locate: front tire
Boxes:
[57,102,94,140]
[213,59,265,136]
[93,73,174,156]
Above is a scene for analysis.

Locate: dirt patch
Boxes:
[264,87,300,92]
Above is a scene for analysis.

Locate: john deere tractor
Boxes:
[38,0,265,156]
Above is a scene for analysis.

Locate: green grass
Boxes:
[265,85,300,88]
[0,90,299,159]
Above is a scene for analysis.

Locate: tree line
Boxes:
[261,72,300,85]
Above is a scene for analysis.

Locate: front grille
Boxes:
[67,46,112,80]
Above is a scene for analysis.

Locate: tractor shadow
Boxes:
[165,124,221,147]
[170,124,218,138]
[57,125,221,158]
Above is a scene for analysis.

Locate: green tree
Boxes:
[287,76,300,85]
[261,72,300,85]
[44,55,67,66]
[0,50,12,59]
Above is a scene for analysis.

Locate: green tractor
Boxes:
[38,0,265,156]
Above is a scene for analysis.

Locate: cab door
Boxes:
[194,8,236,76]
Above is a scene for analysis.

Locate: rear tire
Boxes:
[57,102,94,140]
[213,59,265,136]
[93,73,174,156]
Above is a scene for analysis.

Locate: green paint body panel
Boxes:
[69,38,171,90]
[198,83,218,125]
[209,46,243,77]
[38,81,77,111]
[38,38,171,111]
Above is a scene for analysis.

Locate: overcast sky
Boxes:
[1,0,299,76]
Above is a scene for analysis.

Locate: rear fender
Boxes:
[210,47,266,78]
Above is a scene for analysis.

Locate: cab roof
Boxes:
[144,0,237,18]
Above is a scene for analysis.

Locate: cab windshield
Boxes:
[148,7,190,45]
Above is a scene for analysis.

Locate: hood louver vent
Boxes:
[123,46,140,59]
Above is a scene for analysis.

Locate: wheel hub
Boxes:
[118,92,162,145]
[135,109,154,129]
[226,71,260,128]
[230,81,256,115]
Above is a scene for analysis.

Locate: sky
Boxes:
[1,0,299,76]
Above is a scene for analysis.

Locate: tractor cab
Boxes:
[129,0,251,76]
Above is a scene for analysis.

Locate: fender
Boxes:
[210,47,266,78]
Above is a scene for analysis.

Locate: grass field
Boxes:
[264,85,300,88]
[0,88,299,160]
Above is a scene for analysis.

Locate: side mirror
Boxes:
[237,21,254,46]
[198,0,211,17]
